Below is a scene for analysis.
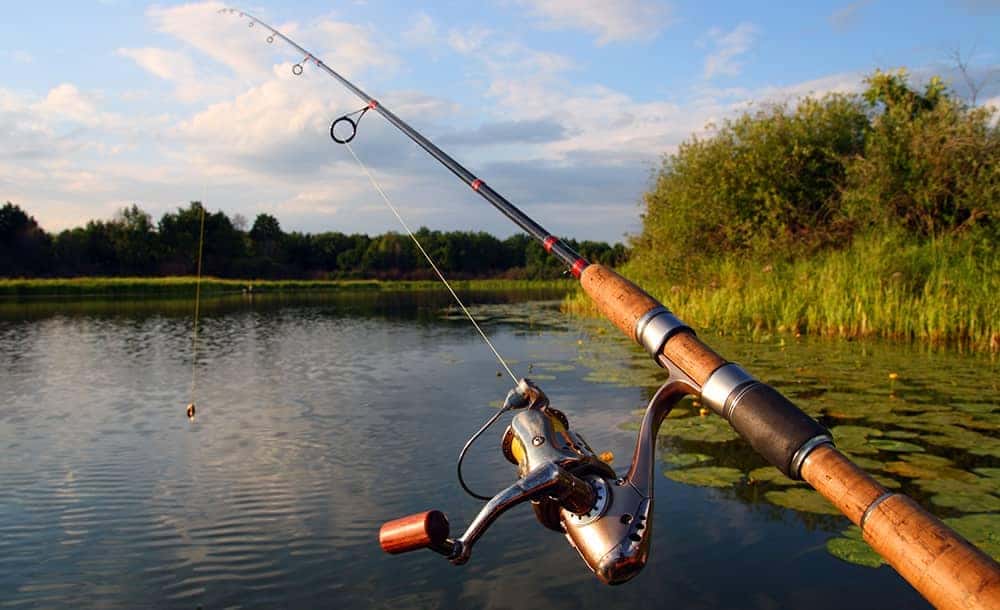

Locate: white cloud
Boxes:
[752,72,864,101]
[36,84,100,124]
[447,27,493,55]
[483,77,709,161]
[33,84,134,132]
[117,47,198,83]
[116,47,234,103]
[513,0,672,45]
[306,19,398,76]
[983,95,1000,126]
[147,2,274,79]
[829,0,873,31]
[124,3,395,90]
[703,22,759,79]
[174,77,341,165]
[120,2,398,102]
[403,12,438,47]
[0,83,174,229]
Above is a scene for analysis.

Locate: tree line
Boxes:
[0,202,627,279]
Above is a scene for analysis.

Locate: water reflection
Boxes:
[2,293,986,608]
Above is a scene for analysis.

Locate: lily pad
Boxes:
[748,466,801,486]
[868,438,925,453]
[954,402,997,416]
[840,454,886,471]
[820,394,895,419]
[916,476,999,496]
[897,453,955,468]
[884,459,976,481]
[974,468,1000,480]
[826,527,884,568]
[582,363,663,388]
[764,488,841,515]
[664,453,714,467]
[907,425,1000,458]
[665,466,744,488]
[619,412,690,434]
[528,374,557,381]
[923,434,980,453]
[929,492,1000,513]
[661,415,739,443]
[872,474,902,489]
[829,425,883,455]
[943,514,1000,561]
[533,362,576,373]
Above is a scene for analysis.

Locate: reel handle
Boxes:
[379,510,452,555]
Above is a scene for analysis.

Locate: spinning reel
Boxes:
[379,375,696,585]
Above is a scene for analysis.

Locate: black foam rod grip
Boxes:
[726,383,829,478]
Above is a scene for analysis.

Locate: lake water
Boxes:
[1,290,996,609]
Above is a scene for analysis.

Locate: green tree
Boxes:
[110,205,158,274]
[249,213,284,259]
[362,232,417,275]
[158,202,246,276]
[0,202,51,276]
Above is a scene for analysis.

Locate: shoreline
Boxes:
[4,274,995,353]
[0,277,573,299]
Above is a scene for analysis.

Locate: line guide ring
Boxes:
[330,116,359,144]
[330,105,372,144]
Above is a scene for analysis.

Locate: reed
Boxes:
[565,233,999,352]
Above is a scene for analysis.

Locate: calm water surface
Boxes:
[0,291,996,609]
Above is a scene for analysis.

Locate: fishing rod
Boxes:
[221,9,1000,609]
[221,8,586,276]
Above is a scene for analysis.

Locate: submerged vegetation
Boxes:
[569,69,999,351]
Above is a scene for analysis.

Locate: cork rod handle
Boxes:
[580,264,725,383]
[802,446,999,610]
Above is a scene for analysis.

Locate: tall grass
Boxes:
[565,233,999,352]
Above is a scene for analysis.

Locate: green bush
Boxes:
[616,68,998,350]
[630,69,998,286]
[845,70,999,238]
[633,93,868,278]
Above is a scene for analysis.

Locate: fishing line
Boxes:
[343,142,519,384]
[188,204,207,416]
[220,7,589,277]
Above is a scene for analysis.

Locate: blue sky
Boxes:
[2,1,998,242]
